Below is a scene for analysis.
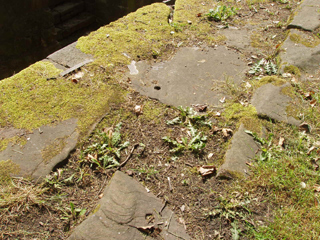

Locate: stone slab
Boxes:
[217,124,259,178]
[129,46,247,107]
[288,0,320,32]
[251,83,300,126]
[219,26,254,52]
[69,171,190,240]
[280,29,320,74]
[46,41,93,68]
[0,118,79,180]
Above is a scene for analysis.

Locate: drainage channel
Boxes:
[0,0,175,80]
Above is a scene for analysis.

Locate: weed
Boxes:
[82,123,129,169]
[206,5,237,22]
[248,58,278,76]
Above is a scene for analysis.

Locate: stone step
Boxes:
[52,1,85,25]
[55,12,95,41]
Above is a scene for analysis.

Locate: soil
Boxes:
[0,1,303,239]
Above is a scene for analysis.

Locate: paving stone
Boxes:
[280,29,320,74]
[217,124,259,178]
[288,0,320,32]
[69,171,190,240]
[251,83,300,126]
[0,119,79,180]
[219,26,254,52]
[46,41,93,68]
[129,46,247,107]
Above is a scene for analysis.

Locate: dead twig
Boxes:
[117,144,139,170]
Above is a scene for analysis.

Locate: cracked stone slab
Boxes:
[217,124,259,178]
[69,171,190,240]
[288,0,320,32]
[219,26,255,52]
[251,83,300,126]
[129,46,247,107]
[0,118,79,180]
[46,41,93,69]
[280,29,320,75]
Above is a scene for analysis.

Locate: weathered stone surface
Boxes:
[217,124,259,178]
[251,83,300,126]
[219,26,254,52]
[288,0,320,32]
[46,42,93,69]
[69,171,190,240]
[129,46,247,107]
[280,29,320,74]
[0,119,79,180]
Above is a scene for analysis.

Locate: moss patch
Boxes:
[140,101,167,124]
[41,136,68,163]
[281,85,296,99]
[77,3,173,68]
[0,136,27,152]
[240,117,263,135]
[223,103,257,121]
[283,65,301,77]
[253,76,287,89]
[0,61,126,139]
[289,32,320,48]
[0,160,20,183]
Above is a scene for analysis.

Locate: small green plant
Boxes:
[206,5,237,22]
[61,202,86,220]
[82,123,129,169]
[248,59,278,76]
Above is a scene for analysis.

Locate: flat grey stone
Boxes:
[217,124,259,178]
[0,118,79,180]
[219,26,254,52]
[69,171,190,240]
[280,29,320,74]
[251,83,300,126]
[288,0,320,32]
[46,42,93,68]
[129,46,247,107]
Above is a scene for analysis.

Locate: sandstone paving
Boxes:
[251,83,300,126]
[69,171,190,240]
[217,124,260,178]
[0,118,79,180]
[288,0,320,32]
[129,46,247,107]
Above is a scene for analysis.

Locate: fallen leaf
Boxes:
[245,82,252,88]
[71,79,78,84]
[197,165,217,176]
[291,76,298,83]
[219,97,226,103]
[212,126,220,133]
[192,104,207,112]
[299,122,311,133]
[313,184,320,192]
[278,136,285,148]
[136,225,161,235]
[198,59,206,63]
[74,71,84,79]
[197,13,202,17]
[208,153,214,159]
[134,105,143,115]
[307,146,316,155]
[310,99,317,107]
[222,128,233,138]
[246,162,253,167]
[216,112,221,116]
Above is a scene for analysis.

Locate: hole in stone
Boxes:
[154,86,161,90]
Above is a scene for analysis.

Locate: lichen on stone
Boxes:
[254,76,287,89]
[0,160,20,183]
[41,136,68,163]
[289,32,320,48]
[283,65,301,77]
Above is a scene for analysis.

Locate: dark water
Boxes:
[0,0,175,80]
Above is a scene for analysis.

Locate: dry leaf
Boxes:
[310,99,317,107]
[307,146,316,155]
[192,104,207,112]
[197,13,202,17]
[71,79,78,84]
[219,97,226,103]
[208,153,214,159]
[216,112,221,116]
[197,165,217,176]
[278,136,285,148]
[212,126,220,133]
[299,122,311,133]
[222,128,233,137]
[74,71,84,79]
[313,185,320,192]
[246,162,253,167]
[134,105,143,115]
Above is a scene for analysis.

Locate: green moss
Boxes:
[41,136,68,163]
[250,31,268,49]
[240,117,263,135]
[223,103,257,121]
[77,3,173,68]
[0,160,20,183]
[0,136,27,152]
[289,32,320,48]
[281,85,296,99]
[254,76,287,88]
[0,61,126,139]
[283,65,301,77]
[140,101,166,124]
